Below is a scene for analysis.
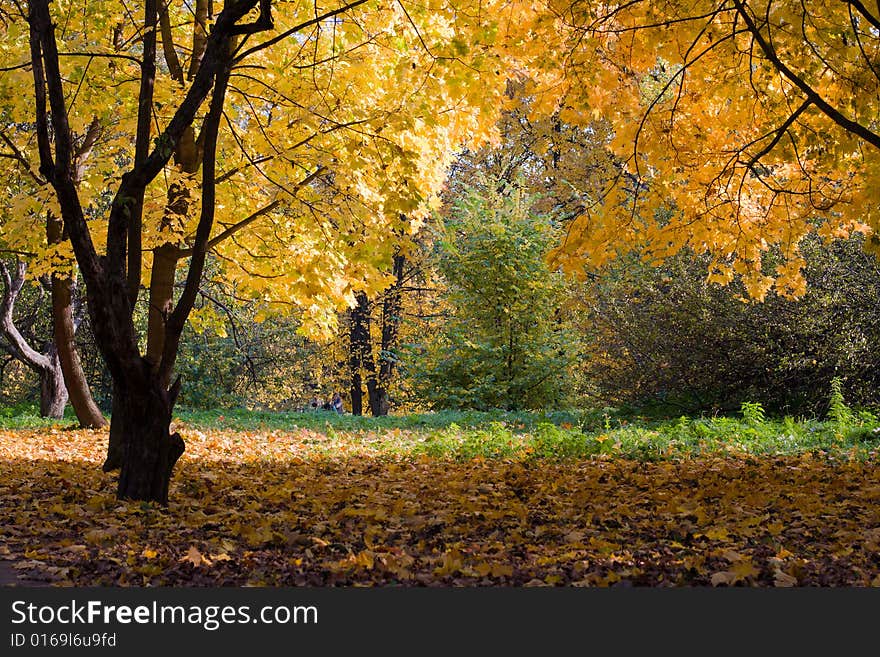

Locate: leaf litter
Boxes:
[1,425,879,587]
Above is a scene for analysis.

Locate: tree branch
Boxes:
[0,129,45,185]
[0,260,52,372]
[158,0,185,83]
[844,0,880,32]
[744,98,812,170]
[233,0,368,63]
[159,28,245,384]
[732,0,880,150]
[124,0,159,307]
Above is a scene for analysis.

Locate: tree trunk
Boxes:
[349,341,364,418]
[114,374,184,503]
[38,345,68,419]
[374,253,406,416]
[51,275,106,428]
[102,382,126,472]
[349,291,380,416]
[145,244,180,370]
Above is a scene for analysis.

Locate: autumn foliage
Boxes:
[3,0,880,588]
[1,418,879,587]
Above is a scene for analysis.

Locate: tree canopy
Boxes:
[3,0,880,502]
[542,0,880,299]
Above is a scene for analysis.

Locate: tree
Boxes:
[540,1,880,297]
[0,260,67,416]
[348,250,406,416]
[448,82,616,227]
[0,127,106,427]
[409,181,575,411]
[2,0,548,502]
[0,264,106,426]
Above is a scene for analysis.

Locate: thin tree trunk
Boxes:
[375,253,406,416]
[50,273,106,427]
[38,344,68,418]
[349,299,365,416]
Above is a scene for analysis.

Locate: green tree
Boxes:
[408,182,575,411]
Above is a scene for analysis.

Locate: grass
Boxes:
[172,406,587,432]
[0,403,80,429]
[4,400,879,462]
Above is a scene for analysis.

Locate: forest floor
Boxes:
[1,409,879,587]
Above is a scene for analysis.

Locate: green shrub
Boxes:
[529,422,596,459]
[415,422,521,459]
[740,401,766,426]
[828,377,855,426]
[580,235,880,415]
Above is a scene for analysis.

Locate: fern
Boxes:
[740,401,766,426]
[828,377,854,426]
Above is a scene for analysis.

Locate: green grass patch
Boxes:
[0,403,79,429]
[172,407,585,433]
[3,401,879,462]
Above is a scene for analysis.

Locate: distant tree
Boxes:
[347,251,406,417]
[408,181,576,411]
[0,260,105,424]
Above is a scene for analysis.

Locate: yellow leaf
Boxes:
[180,545,211,567]
[701,527,730,541]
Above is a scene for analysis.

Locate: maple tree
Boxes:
[0,0,559,502]
[541,1,880,299]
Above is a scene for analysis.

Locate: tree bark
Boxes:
[115,372,184,503]
[50,273,107,428]
[144,244,180,374]
[38,344,67,418]
[374,253,406,416]
[102,382,126,471]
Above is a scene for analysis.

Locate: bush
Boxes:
[579,235,880,415]
[529,422,597,459]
